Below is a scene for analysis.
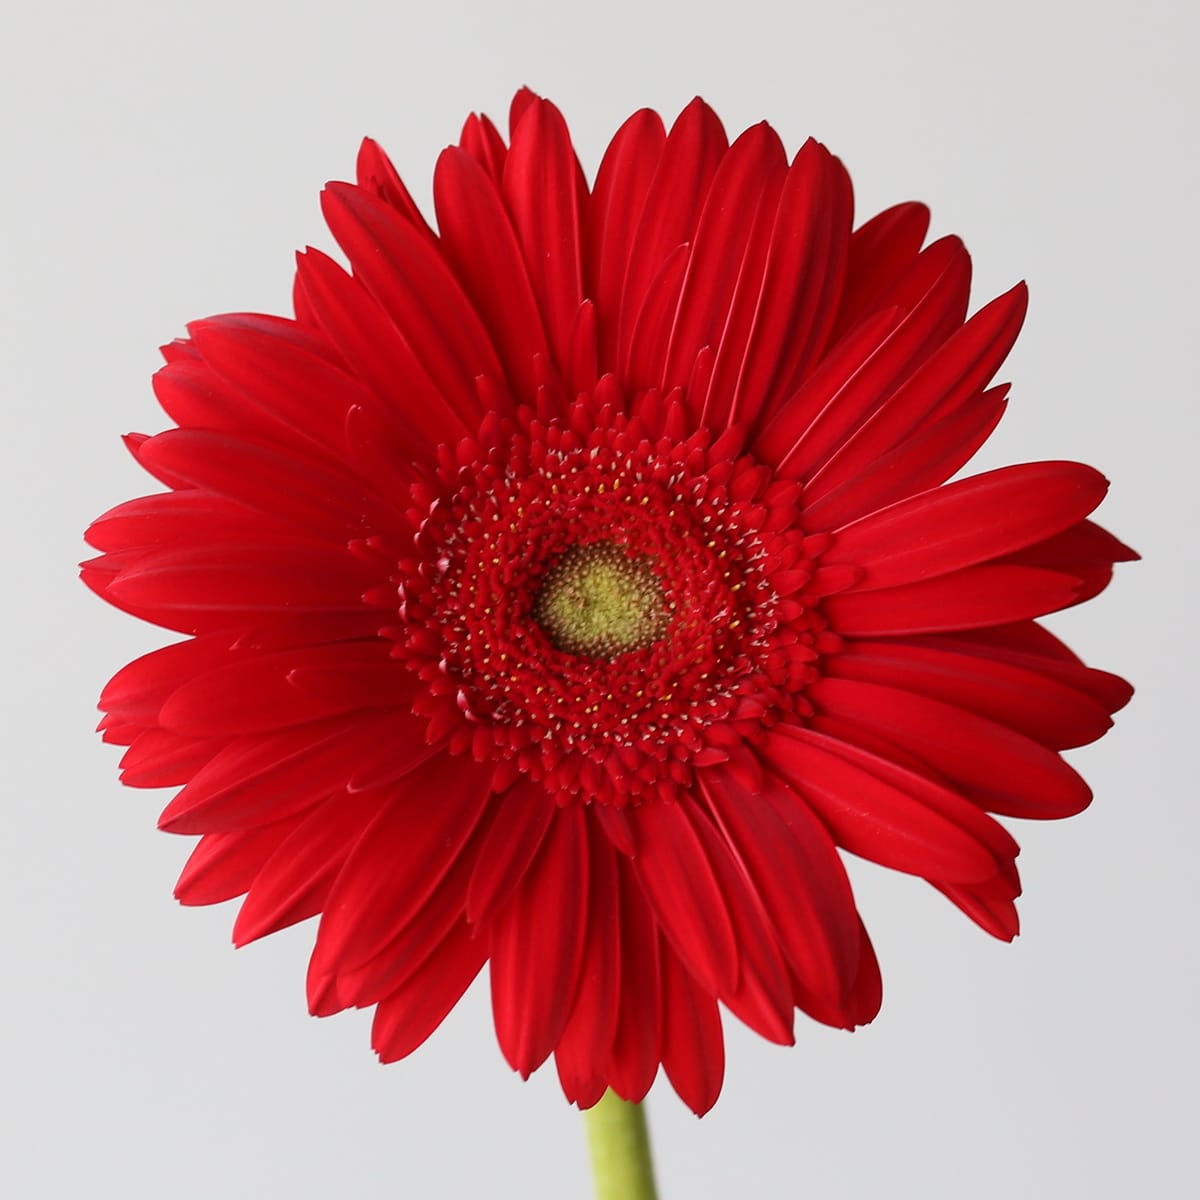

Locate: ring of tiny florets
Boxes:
[396,405,824,804]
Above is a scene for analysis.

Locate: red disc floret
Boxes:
[391,395,831,804]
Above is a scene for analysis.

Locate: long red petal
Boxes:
[175,819,303,907]
[822,563,1084,635]
[827,639,1118,749]
[231,790,393,944]
[135,429,399,540]
[294,246,475,447]
[157,642,409,737]
[661,122,787,402]
[465,778,556,925]
[764,725,1010,883]
[660,947,725,1116]
[185,315,353,455]
[703,767,861,1012]
[628,798,739,995]
[605,861,662,1102]
[311,756,492,974]
[355,136,436,237]
[158,711,422,834]
[833,201,931,336]
[322,182,503,415]
[554,821,623,1107]
[804,385,1008,527]
[810,677,1093,818]
[371,922,488,1062]
[617,99,728,369]
[503,97,586,372]
[806,284,1026,497]
[106,541,379,625]
[588,109,666,372]
[827,461,1107,589]
[433,146,551,401]
[490,805,589,1076]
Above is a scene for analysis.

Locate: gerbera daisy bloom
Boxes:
[83,89,1134,1117]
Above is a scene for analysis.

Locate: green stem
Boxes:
[583,1091,659,1200]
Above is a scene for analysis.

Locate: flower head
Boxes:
[84,90,1134,1115]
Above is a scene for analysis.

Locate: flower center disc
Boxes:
[533,542,667,659]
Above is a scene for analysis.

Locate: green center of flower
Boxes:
[533,542,667,658]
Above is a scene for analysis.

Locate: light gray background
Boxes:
[3,0,1194,1195]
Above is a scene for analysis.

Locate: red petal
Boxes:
[932,876,1021,941]
[828,639,1118,749]
[294,246,475,447]
[465,778,556,925]
[885,281,1027,427]
[99,634,234,725]
[806,283,1026,498]
[174,819,302,906]
[810,677,1093,818]
[660,947,725,1116]
[622,245,689,386]
[117,729,221,787]
[594,803,637,856]
[490,805,589,1076]
[355,137,435,237]
[185,315,353,455]
[823,563,1084,635]
[371,922,488,1062]
[617,99,728,369]
[86,492,298,556]
[833,201,931,336]
[826,461,1108,590]
[331,815,486,1009]
[734,139,853,423]
[158,642,409,737]
[554,821,623,1106]
[152,357,308,449]
[311,755,492,973]
[588,109,666,372]
[232,790,392,944]
[661,122,787,401]
[765,725,1009,883]
[158,710,416,834]
[433,146,550,402]
[931,623,1134,715]
[1003,518,1139,568]
[712,142,853,428]
[605,863,662,1102]
[135,429,399,541]
[755,237,971,474]
[107,541,378,626]
[686,780,796,1044]
[628,798,739,995]
[703,767,862,1006]
[847,921,884,1026]
[508,87,538,137]
[793,918,884,1028]
[503,97,586,372]
[804,385,1008,527]
[321,182,504,416]
[458,111,508,180]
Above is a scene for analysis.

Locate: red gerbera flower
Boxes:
[83,90,1135,1116]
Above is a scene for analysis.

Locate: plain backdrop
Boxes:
[2,0,1195,1196]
